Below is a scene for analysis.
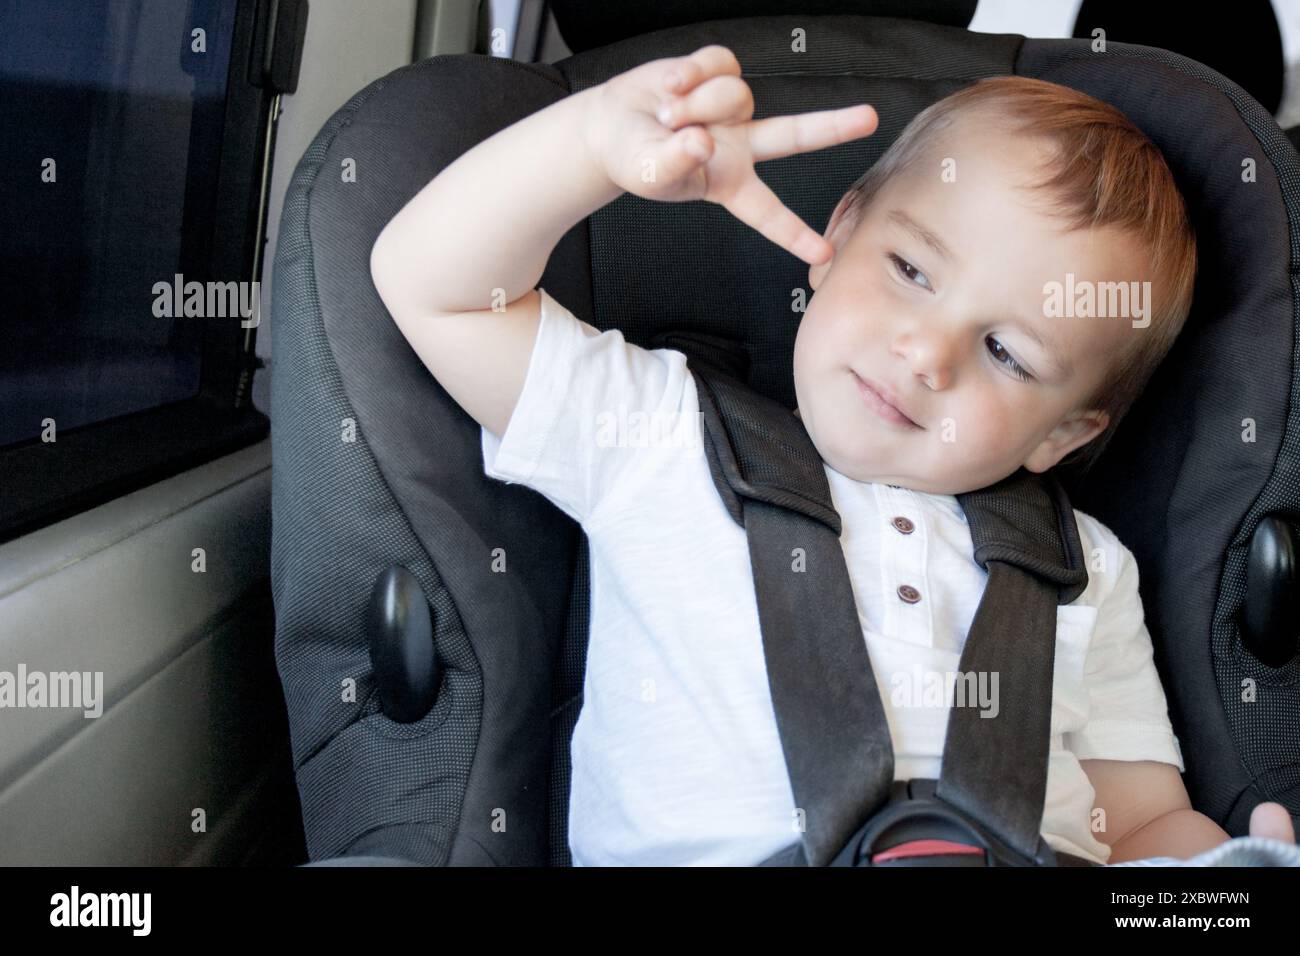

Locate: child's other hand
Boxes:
[581,44,878,266]
[1249,801,1296,843]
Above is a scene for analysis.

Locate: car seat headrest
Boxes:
[549,0,979,54]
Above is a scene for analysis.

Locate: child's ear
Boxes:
[1024,409,1109,474]
[809,194,860,291]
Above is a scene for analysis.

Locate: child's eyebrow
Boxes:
[888,207,1074,380]
[888,209,955,264]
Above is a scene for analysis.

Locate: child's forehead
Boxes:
[914,133,1052,199]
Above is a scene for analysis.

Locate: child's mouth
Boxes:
[853,372,922,429]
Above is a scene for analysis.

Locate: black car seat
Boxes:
[269,1,1300,865]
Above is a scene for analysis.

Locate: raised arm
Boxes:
[369,84,620,437]
[370,45,877,437]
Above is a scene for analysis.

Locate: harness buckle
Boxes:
[832,779,1059,867]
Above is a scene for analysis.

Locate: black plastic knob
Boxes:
[1241,515,1299,668]
[366,566,439,722]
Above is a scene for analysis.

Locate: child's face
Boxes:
[792,123,1147,495]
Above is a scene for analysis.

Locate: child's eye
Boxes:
[885,252,1033,384]
[888,253,932,291]
[986,335,1034,382]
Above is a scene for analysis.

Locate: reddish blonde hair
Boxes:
[839,76,1198,475]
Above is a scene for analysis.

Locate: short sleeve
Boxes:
[1062,541,1186,772]
[480,287,692,526]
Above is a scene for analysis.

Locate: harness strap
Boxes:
[695,368,893,867]
[935,559,1058,858]
[688,359,1089,867]
[943,470,1089,858]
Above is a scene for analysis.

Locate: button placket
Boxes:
[879,485,931,645]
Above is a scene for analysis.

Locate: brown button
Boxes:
[891,516,915,534]
[897,584,922,604]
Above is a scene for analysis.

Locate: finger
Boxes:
[723,172,834,266]
[650,127,714,187]
[746,104,878,163]
[1249,802,1296,843]
[659,74,753,129]
[662,44,741,95]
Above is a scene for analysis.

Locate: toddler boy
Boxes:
[371,45,1294,865]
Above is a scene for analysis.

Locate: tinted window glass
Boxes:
[0,0,238,446]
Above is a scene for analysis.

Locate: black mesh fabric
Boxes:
[270,12,1300,868]
[271,55,584,866]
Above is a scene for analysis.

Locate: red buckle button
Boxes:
[871,839,986,864]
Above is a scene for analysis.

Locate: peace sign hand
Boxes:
[580,44,878,266]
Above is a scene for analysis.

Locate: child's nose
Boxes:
[892,329,956,391]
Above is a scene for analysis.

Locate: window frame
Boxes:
[0,0,284,544]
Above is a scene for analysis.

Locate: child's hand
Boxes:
[581,44,878,266]
[1249,801,1296,843]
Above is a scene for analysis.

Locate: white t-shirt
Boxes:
[481,287,1185,867]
